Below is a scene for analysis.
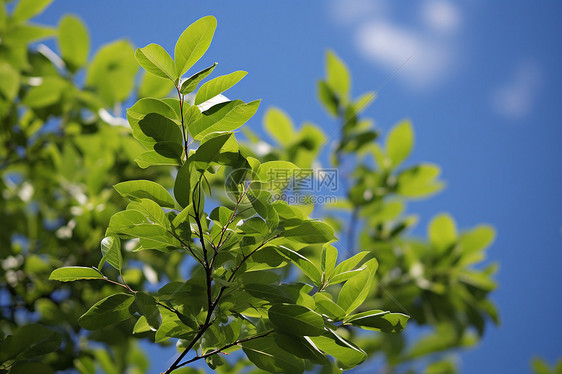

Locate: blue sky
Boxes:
[36,1,562,373]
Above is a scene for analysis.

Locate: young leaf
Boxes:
[397,163,444,198]
[11,0,52,23]
[268,304,325,337]
[264,107,295,146]
[113,180,175,208]
[98,236,122,271]
[79,294,135,330]
[326,50,351,101]
[386,120,414,169]
[58,15,89,71]
[174,15,217,77]
[180,62,217,94]
[330,251,372,284]
[317,80,339,117]
[337,259,378,315]
[321,244,338,278]
[428,213,457,251]
[135,43,177,82]
[195,70,247,105]
[49,267,103,282]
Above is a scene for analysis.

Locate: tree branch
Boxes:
[173,330,274,370]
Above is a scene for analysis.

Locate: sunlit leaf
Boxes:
[49,267,103,282]
[79,294,135,330]
[175,15,217,77]
[195,70,246,105]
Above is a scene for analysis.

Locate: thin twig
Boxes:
[173,330,274,369]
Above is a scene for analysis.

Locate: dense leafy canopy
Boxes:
[0,1,505,373]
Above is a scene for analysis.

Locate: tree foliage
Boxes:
[0,1,500,373]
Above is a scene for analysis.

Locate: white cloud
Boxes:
[329,0,386,25]
[422,0,461,32]
[492,62,542,119]
[356,21,452,89]
[329,0,462,91]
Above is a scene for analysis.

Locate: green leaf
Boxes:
[174,161,199,208]
[314,293,346,320]
[264,107,295,146]
[137,113,183,150]
[321,244,338,278]
[0,62,19,100]
[133,316,152,334]
[332,251,370,280]
[139,72,175,98]
[79,293,135,330]
[188,99,261,140]
[134,292,161,330]
[428,213,457,251]
[2,24,55,47]
[107,210,179,250]
[397,163,444,198]
[86,40,137,106]
[195,70,247,105]
[459,225,495,265]
[49,267,103,282]
[11,0,52,23]
[353,92,376,114]
[424,360,456,374]
[135,150,181,169]
[344,310,409,333]
[386,120,414,168]
[180,62,217,94]
[238,217,268,237]
[407,324,477,359]
[241,335,304,374]
[276,333,328,364]
[0,324,61,364]
[58,15,89,71]
[309,329,366,369]
[128,97,179,125]
[337,259,378,314]
[135,43,177,81]
[190,132,239,170]
[318,80,339,117]
[174,15,217,77]
[275,246,322,285]
[98,235,122,271]
[22,76,67,108]
[326,50,350,101]
[268,303,325,336]
[256,160,299,184]
[114,180,175,208]
[284,221,336,244]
